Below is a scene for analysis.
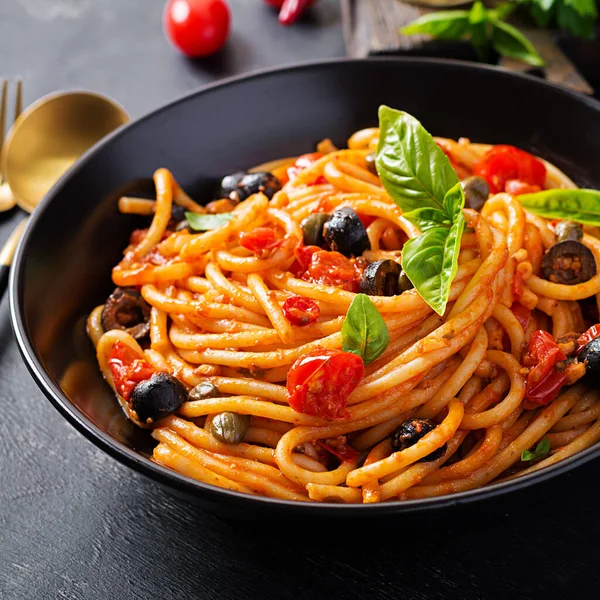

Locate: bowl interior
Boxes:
[12,59,600,515]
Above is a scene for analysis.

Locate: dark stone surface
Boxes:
[1,1,599,599]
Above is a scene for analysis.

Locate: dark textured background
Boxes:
[1,1,600,599]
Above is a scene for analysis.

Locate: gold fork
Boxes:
[0,78,23,211]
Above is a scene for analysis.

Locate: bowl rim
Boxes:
[10,56,600,516]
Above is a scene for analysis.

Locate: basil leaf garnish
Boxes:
[376,106,465,316]
[518,189,600,226]
[521,438,551,462]
[342,294,389,365]
[400,11,471,39]
[490,19,545,67]
[185,212,234,231]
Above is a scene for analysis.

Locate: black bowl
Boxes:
[10,58,600,518]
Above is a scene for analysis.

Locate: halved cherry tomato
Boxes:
[239,227,281,254]
[163,0,230,58]
[474,145,546,194]
[577,324,600,354]
[286,349,364,419]
[108,341,155,401]
[287,152,327,186]
[505,180,542,196]
[511,303,531,331]
[523,330,567,405]
[283,296,320,325]
[316,437,360,462]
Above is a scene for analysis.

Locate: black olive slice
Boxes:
[359,259,402,296]
[391,418,447,462]
[101,288,151,340]
[541,241,596,285]
[131,373,188,425]
[460,176,489,211]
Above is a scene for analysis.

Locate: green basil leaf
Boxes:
[521,449,535,461]
[185,212,234,231]
[491,20,545,66]
[342,294,390,364]
[489,2,516,20]
[400,11,471,39]
[376,106,460,214]
[518,189,600,225]
[557,0,597,38]
[401,184,465,316]
[530,1,556,28]
[535,438,551,458]
[402,207,450,231]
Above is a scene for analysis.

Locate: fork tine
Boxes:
[14,78,22,124]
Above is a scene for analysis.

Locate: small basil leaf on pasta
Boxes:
[519,189,600,225]
[376,106,460,213]
[342,294,389,365]
[521,438,551,462]
[490,20,545,67]
[401,185,465,316]
[400,10,471,39]
[185,212,234,231]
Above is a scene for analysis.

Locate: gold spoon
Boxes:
[0,90,129,296]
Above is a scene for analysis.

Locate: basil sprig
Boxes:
[518,189,600,226]
[521,438,551,462]
[523,0,598,40]
[401,1,544,67]
[185,212,234,231]
[376,106,465,316]
[342,294,389,364]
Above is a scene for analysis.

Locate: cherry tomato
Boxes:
[577,324,600,354]
[283,296,320,326]
[505,180,542,196]
[523,330,567,405]
[163,0,230,58]
[316,437,360,462]
[511,303,531,331]
[108,341,155,401]
[286,349,364,419]
[295,245,360,292]
[473,145,546,194]
[287,152,327,186]
[239,227,281,254]
[358,214,377,228]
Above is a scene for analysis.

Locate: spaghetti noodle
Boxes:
[88,115,600,503]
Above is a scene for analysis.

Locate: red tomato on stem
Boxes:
[108,341,155,401]
[164,0,230,58]
[523,330,567,405]
[286,349,364,419]
[283,296,320,326]
[473,145,546,194]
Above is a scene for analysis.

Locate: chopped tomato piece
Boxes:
[283,296,320,326]
[302,248,361,292]
[286,349,364,419]
[287,152,326,186]
[239,227,281,254]
[505,180,542,196]
[294,244,321,271]
[577,324,600,354]
[108,341,155,401]
[511,303,531,331]
[358,214,377,228]
[474,145,546,194]
[523,330,567,406]
[316,437,360,462]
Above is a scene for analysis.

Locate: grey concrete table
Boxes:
[1,2,600,599]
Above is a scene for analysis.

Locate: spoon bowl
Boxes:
[2,90,129,212]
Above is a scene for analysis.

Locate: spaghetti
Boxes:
[88,116,600,503]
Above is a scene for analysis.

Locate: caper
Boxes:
[189,381,219,402]
[365,153,377,176]
[398,270,414,292]
[460,176,489,211]
[555,221,583,243]
[300,212,331,246]
[210,412,250,445]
